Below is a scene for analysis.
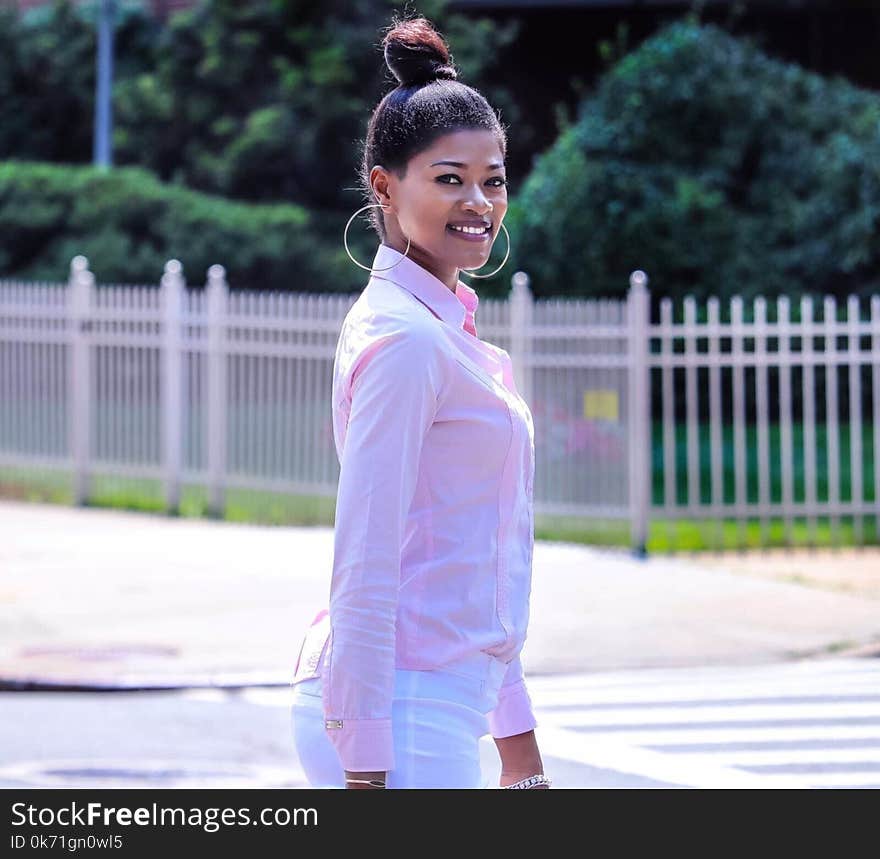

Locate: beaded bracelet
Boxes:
[502,773,552,789]
[345,778,387,788]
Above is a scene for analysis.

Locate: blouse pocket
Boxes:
[453,355,501,395]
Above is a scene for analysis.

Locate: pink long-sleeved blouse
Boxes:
[293,241,538,773]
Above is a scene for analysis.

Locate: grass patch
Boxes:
[2,466,878,551]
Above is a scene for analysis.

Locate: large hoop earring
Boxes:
[459,222,511,279]
[343,203,411,272]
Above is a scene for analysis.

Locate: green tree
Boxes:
[113,0,520,212]
[0,1,159,164]
[0,0,520,213]
[507,20,880,302]
[0,1,94,162]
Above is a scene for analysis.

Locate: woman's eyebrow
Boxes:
[429,160,505,170]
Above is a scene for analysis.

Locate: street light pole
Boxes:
[93,0,116,168]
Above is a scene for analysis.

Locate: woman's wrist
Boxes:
[495,730,543,775]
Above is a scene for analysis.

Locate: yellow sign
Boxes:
[583,389,619,421]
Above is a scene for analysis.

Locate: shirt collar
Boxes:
[369,243,478,332]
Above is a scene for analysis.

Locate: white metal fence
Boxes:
[1,255,879,551]
[652,291,880,550]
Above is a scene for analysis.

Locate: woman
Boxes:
[290,14,549,790]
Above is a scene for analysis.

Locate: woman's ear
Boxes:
[370,165,392,209]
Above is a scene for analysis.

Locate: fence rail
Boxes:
[1,255,879,552]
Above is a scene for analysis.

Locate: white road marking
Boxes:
[574,725,880,746]
[540,700,880,727]
[654,748,880,766]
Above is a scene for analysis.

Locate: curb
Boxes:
[818,641,880,660]
[2,643,879,692]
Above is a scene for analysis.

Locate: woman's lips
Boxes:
[446,224,492,242]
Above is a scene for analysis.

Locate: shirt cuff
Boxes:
[487,679,539,738]
[324,717,394,773]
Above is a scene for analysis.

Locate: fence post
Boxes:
[509,271,533,406]
[160,259,184,514]
[627,270,650,556]
[68,256,94,506]
[206,264,228,519]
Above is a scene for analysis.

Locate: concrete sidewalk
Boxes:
[1,499,878,690]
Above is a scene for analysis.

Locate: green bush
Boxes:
[0,161,358,291]
[507,20,880,303]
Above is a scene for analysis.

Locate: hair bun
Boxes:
[382,17,458,87]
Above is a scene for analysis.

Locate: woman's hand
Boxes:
[344,770,387,789]
[494,730,549,788]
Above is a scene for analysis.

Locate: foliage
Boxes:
[0,0,521,288]
[0,0,519,210]
[507,20,880,302]
[0,1,157,164]
[111,0,518,210]
[0,160,346,290]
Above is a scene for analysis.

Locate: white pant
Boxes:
[290,652,508,789]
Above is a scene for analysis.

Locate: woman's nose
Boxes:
[463,189,492,213]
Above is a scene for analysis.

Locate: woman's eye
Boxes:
[437,175,509,188]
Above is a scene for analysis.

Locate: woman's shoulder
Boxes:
[334,282,449,402]
[343,278,447,347]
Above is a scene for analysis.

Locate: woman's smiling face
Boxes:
[370,128,508,290]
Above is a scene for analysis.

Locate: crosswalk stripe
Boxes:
[579,725,880,746]
[527,663,880,693]
[528,684,880,707]
[540,701,880,727]
[647,748,880,766]
[525,659,880,689]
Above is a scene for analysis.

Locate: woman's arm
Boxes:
[324,323,446,778]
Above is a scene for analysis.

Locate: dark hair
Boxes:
[357,14,508,242]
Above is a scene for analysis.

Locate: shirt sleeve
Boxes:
[487,653,539,739]
[323,324,446,773]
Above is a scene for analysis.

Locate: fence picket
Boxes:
[684,296,699,515]
[707,296,723,550]
[824,296,840,546]
[777,296,794,547]
[802,296,818,544]
[660,297,675,545]
[754,297,770,546]
[847,295,864,546]
[731,296,747,547]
